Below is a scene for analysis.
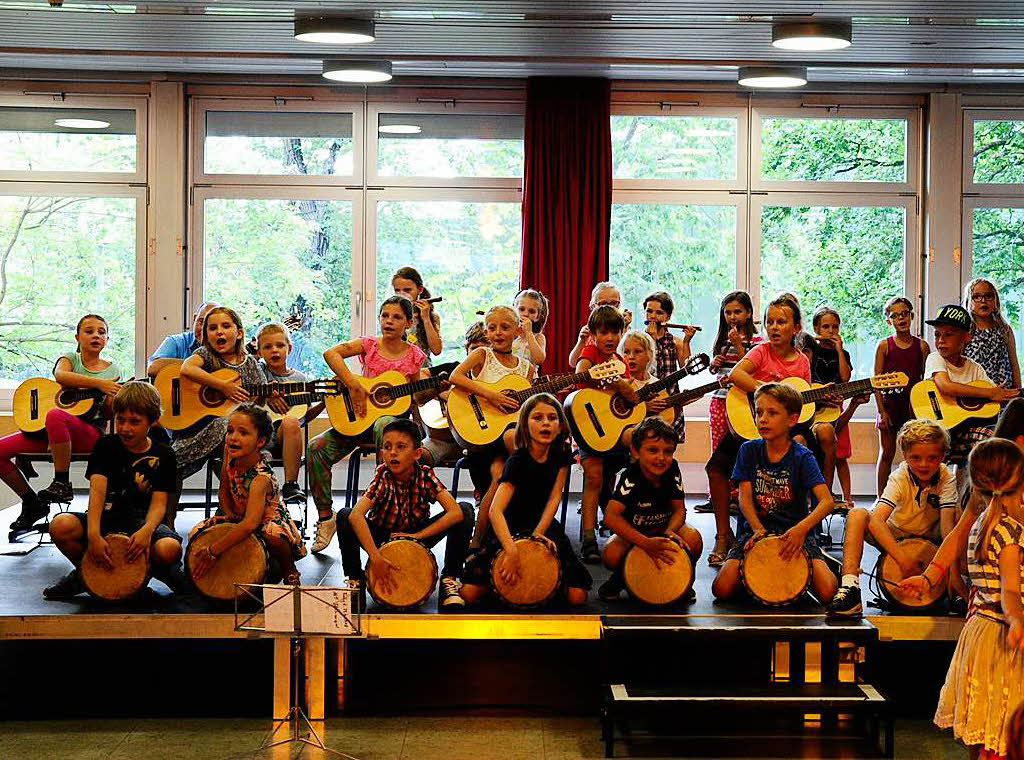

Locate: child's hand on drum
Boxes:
[777,526,807,560]
[531,533,556,554]
[896,574,930,599]
[497,545,521,585]
[642,536,679,568]
[744,528,767,552]
[369,553,400,593]
[190,546,217,580]
[87,536,114,571]
[125,527,152,562]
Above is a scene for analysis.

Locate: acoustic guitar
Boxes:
[909,379,1015,429]
[12,377,109,434]
[446,361,624,448]
[325,371,447,437]
[564,354,711,455]
[154,364,340,431]
[725,373,909,441]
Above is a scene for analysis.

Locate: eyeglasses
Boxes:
[596,300,621,308]
[971,292,996,302]
[887,310,912,319]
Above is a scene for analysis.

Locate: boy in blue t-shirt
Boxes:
[711,383,838,604]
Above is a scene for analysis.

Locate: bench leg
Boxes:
[601,707,613,758]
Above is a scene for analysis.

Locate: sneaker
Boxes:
[152,564,191,595]
[683,587,697,603]
[37,479,73,505]
[826,585,863,618]
[281,481,305,505]
[692,500,714,513]
[9,498,48,533]
[43,569,85,600]
[580,537,601,565]
[310,517,337,553]
[598,576,624,602]
[438,576,465,611]
[948,596,968,617]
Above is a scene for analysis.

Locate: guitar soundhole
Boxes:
[959,398,985,412]
[370,384,392,408]
[55,389,71,410]
[610,395,632,419]
[200,386,222,409]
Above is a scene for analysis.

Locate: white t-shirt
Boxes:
[877,462,957,539]
[924,352,992,386]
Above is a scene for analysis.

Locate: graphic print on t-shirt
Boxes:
[129,456,162,496]
[753,464,794,519]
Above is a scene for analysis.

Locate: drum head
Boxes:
[187,523,267,601]
[366,538,438,610]
[741,536,811,606]
[492,537,561,608]
[80,532,149,602]
[878,537,945,610]
[623,543,694,606]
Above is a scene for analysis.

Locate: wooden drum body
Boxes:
[877,537,946,611]
[492,536,561,608]
[740,535,812,606]
[623,543,695,606]
[366,537,438,610]
[80,532,150,601]
[186,523,268,601]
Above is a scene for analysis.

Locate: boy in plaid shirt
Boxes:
[336,418,473,610]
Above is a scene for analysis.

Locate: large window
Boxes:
[0,106,138,175]
[611,115,739,182]
[198,193,357,378]
[373,195,522,366]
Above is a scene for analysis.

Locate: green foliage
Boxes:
[0,132,135,173]
[611,116,736,180]
[972,120,1024,183]
[761,118,906,182]
[971,207,1024,366]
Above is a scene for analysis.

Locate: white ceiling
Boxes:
[3,2,1024,85]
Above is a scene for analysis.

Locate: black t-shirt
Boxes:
[611,460,685,537]
[808,343,852,385]
[85,435,177,523]
[498,446,572,536]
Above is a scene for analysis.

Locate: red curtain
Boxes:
[520,77,612,374]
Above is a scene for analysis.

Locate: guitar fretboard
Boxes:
[662,380,725,408]
[799,377,878,404]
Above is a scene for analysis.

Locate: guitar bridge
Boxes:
[469,395,488,430]
[584,402,605,438]
[170,379,181,417]
[30,389,39,422]
[926,390,942,420]
[342,389,356,423]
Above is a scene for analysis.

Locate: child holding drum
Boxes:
[44,382,183,600]
[597,417,703,603]
[711,383,838,605]
[461,394,593,607]
[187,404,306,589]
[827,419,960,619]
[336,418,473,611]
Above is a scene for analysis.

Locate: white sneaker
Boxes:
[310,517,337,553]
[439,576,465,610]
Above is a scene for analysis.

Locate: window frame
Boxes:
[751,106,920,194]
[0,181,147,410]
[366,102,525,190]
[962,108,1024,196]
[610,105,749,192]
[0,94,147,184]
[364,187,524,339]
[961,195,1024,291]
[189,185,366,353]
[191,98,364,187]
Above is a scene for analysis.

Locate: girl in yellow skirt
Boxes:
[188,404,306,586]
[935,438,1024,759]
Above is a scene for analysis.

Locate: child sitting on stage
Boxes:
[598,416,703,602]
[188,404,306,586]
[336,418,473,610]
[711,383,837,604]
[827,419,959,618]
[44,382,183,599]
[461,394,592,606]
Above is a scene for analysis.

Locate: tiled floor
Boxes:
[0,715,964,759]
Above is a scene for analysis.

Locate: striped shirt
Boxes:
[876,462,957,538]
[968,512,1024,624]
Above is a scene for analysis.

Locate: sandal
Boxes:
[707,533,734,567]
[285,571,301,586]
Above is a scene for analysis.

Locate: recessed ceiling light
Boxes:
[378,124,422,134]
[54,118,110,129]
[738,66,808,88]
[322,59,392,83]
[294,16,375,44]
[772,19,852,51]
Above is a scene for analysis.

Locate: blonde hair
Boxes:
[112,381,162,424]
[896,419,950,456]
[968,438,1024,564]
[256,321,291,346]
[963,277,1011,338]
[754,382,803,416]
[619,330,655,365]
[485,305,517,326]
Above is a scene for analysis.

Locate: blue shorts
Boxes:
[69,511,181,544]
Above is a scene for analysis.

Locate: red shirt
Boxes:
[577,344,630,389]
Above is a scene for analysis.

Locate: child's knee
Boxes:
[815,424,836,446]
[846,506,870,527]
[152,538,182,565]
[602,539,627,570]
[566,587,588,606]
[280,417,300,437]
[711,561,741,599]
[48,513,81,543]
[460,583,488,604]
[679,525,703,559]
[812,561,838,600]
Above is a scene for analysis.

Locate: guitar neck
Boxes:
[281,391,321,407]
[637,365,692,401]
[382,375,441,400]
[244,379,322,397]
[511,370,591,402]
[663,380,724,408]
[800,377,878,404]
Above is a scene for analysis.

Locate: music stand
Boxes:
[228,582,363,759]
